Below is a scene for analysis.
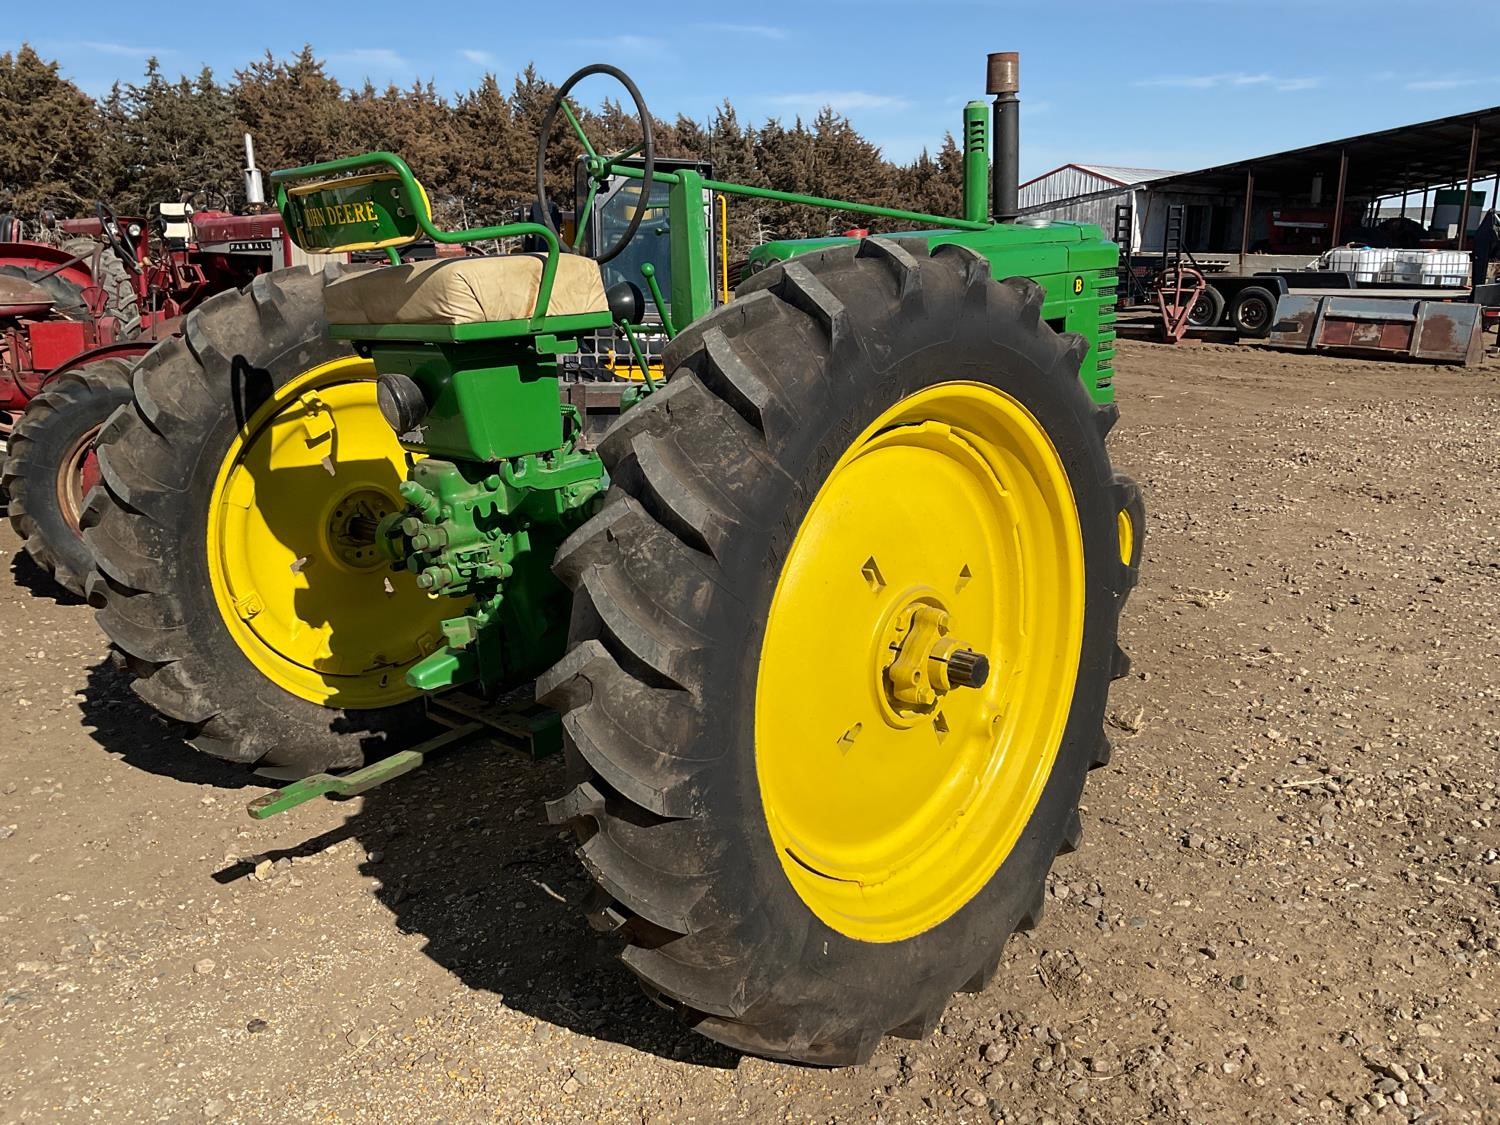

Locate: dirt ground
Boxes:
[1,338,1497,1124]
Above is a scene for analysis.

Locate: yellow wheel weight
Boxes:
[755,382,1086,943]
[206,358,451,708]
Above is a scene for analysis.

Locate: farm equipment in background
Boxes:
[1263,213,1499,364]
[1,144,333,595]
[84,55,1145,1064]
[1267,293,1489,364]
[1114,203,1284,343]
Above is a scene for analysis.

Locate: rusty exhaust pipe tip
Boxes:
[987,52,1019,96]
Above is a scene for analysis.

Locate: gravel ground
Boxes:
[1,338,1497,1124]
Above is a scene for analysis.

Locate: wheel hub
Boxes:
[55,422,105,530]
[325,487,396,570]
[881,599,990,713]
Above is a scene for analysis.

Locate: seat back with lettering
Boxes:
[280,169,431,253]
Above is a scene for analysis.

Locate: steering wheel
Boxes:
[535,64,655,265]
[95,200,140,273]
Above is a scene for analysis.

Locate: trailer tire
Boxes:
[542,238,1144,1064]
[1229,285,1277,338]
[3,358,135,595]
[1187,285,1225,328]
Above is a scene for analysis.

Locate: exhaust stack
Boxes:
[988,52,1020,223]
[243,133,266,206]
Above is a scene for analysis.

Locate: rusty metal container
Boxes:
[1269,294,1487,365]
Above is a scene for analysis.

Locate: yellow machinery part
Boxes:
[206,357,452,708]
[755,382,1086,943]
[1117,507,1134,567]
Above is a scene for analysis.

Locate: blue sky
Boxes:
[11,1,1500,181]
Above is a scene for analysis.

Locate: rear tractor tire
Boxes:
[542,238,1145,1064]
[82,266,453,775]
[3,358,135,596]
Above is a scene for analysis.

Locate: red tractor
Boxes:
[1,198,314,594]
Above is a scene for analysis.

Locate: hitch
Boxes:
[246,694,562,820]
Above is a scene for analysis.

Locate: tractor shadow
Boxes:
[340,742,741,1067]
[8,550,86,607]
[75,658,740,1065]
[77,660,258,789]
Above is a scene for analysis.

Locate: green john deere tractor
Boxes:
[84,56,1144,1063]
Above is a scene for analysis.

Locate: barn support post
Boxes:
[1457,120,1479,252]
[1240,168,1255,259]
[1330,149,1349,250]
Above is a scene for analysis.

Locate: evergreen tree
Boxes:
[2,43,972,260]
[231,47,351,174]
[703,103,766,256]
[0,45,109,215]
[808,107,891,233]
[510,64,571,203]
[105,59,240,212]
[452,74,524,226]
[927,132,966,218]
[662,113,708,161]
[346,79,457,221]
[892,133,965,227]
[754,117,822,240]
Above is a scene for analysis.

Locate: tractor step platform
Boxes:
[428,689,564,759]
[245,689,561,820]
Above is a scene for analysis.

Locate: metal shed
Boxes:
[1018,164,1178,250]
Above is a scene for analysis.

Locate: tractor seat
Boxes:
[324,253,609,326]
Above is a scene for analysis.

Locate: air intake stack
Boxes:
[243,133,265,207]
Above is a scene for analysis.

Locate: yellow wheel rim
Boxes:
[1117,507,1134,567]
[206,357,450,708]
[755,382,1085,943]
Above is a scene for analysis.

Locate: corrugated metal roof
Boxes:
[1145,104,1500,197]
[1072,164,1179,185]
[1020,163,1179,190]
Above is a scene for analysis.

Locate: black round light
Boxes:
[605,280,645,326]
[376,373,429,434]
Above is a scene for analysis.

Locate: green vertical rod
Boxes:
[963,101,990,224]
[639,264,676,338]
[617,321,658,390]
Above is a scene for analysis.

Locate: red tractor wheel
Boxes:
[3,358,135,596]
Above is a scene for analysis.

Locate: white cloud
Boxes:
[697,23,788,40]
[327,48,410,70]
[1405,76,1495,91]
[1134,72,1321,94]
[573,35,671,58]
[54,40,172,58]
[458,49,496,66]
[767,90,911,114]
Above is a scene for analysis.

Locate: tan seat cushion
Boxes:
[325,253,609,325]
